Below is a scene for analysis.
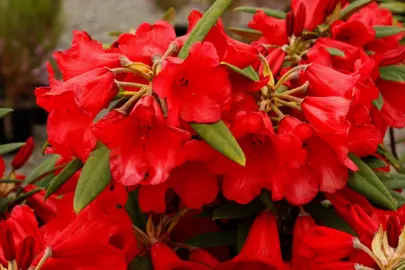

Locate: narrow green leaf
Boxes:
[177,0,245,166]
[23,155,60,185]
[212,199,264,220]
[243,66,260,81]
[339,0,373,20]
[10,188,42,206]
[178,0,232,59]
[0,108,13,118]
[379,65,405,82]
[221,62,258,81]
[380,2,405,14]
[374,25,405,38]
[126,189,147,230]
[108,31,122,37]
[372,93,384,111]
[74,143,111,214]
[184,230,237,248]
[128,256,153,270]
[348,154,397,210]
[327,48,345,57]
[377,144,400,170]
[233,6,286,19]
[0,142,25,155]
[237,217,254,253]
[228,27,262,41]
[363,156,387,169]
[377,172,405,189]
[390,190,405,207]
[162,7,176,24]
[190,121,246,166]
[305,202,357,236]
[45,158,83,199]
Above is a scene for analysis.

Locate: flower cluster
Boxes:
[1,0,405,269]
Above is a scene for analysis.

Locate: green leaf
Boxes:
[377,172,405,189]
[177,0,245,166]
[372,93,384,111]
[348,153,397,210]
[377,144,401,170]
[184,230,237,248]
[45,158,83,199]
[233,6,286,19]
[212,199,264,220]
[339,0,373,20]
[363,156,387,169]
[243,66,260,81]
[374,25,405,38]
[126,189,147,230]
[305,202,357,236]
[0,142,25,155]
[74,143,111,214]
[128,256,153,270]
[379,65,405,82]
[23,155,60,185]
[178,0,232,59]
[327,48,345,57]
[221,62,258,81]
[390,190,405,207]
[10,188,42,206]
[237,217,254,253]
[0,108,12,118]
[228,27,262,41]
[190,121,246,166]
[380,2,405,14]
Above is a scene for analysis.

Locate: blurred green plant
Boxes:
[0,0,64,107]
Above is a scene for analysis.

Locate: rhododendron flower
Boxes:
[217,211,286,269]
[153,41,231,124]
[11,137,34,170]
[94,95,190,186]
[54,30,121,81]
[179,11,259,68]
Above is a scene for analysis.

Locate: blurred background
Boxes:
[0,0,404,173]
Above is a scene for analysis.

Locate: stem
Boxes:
[274,98,301,110]
[274,64,310,90]
[133,225,153,245]
[390,128,399,158]
[34,248,52,270]
[271,93,303,103]
[8,260,17,270]
[115,88,148,114]
[114,80,149,90]
[280,81,309,95]
[259,54,275,88]
[353,239,385,270]
[270,104,284,119]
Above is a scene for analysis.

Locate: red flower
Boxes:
[331,20,375,47]
[291,213,316,268]
[179,11,258,68]
[139,140,218,213]
[249,11,288,46]
[151,242,211,270]
[46,106,97,160]
[302,96,351,134]
[53,30,121,81]
[290,0,329,31]
[300,226,356,263]
[36,63,116,117]
[11,137,34,170]
[112,20,176,65]
[259,48,286,78]
[94,96,190,186]
[217,211,286,269]
[153,42,231,124]
[213,111,306,204]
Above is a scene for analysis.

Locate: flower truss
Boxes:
[1,0,405,269]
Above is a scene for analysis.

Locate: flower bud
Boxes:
[380,47,405,67]
[294,3,306,37]
[16,235,35,270]
[0,223,16,262]
[286,11,295,37]
[387,216,401,248]
[11,137,34,170]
